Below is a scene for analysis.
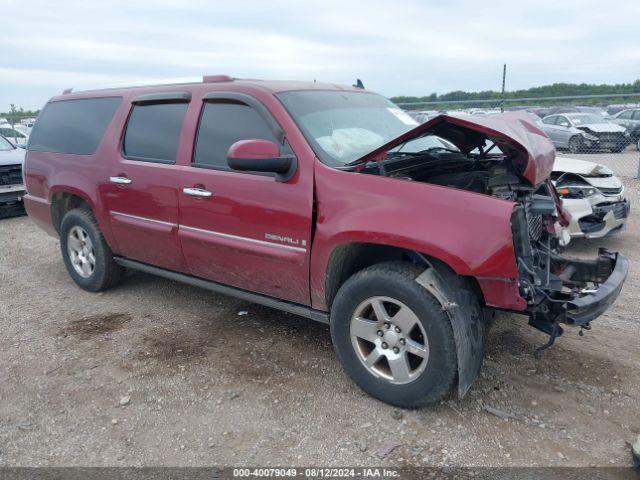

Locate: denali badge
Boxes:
[265,233,306,247]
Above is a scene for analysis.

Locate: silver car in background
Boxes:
[540,113,629,153]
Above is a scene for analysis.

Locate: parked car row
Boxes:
[406,106,640,151]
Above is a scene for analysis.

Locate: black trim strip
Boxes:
[113,257,329,324]
[132,91,192,105]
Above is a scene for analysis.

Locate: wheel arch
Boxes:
[323,242,485,312]
[50,189,92,234]
[49,187,120,254]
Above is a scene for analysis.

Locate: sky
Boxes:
[2,0,639,110]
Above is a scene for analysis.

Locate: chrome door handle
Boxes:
[183,187,212,198]
[110,176,132,185]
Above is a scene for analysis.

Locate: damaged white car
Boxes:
[553,157,630,242]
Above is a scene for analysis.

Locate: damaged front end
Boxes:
[512,194,629,356]
[352,111,628,355]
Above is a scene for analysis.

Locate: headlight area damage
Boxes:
[351,112,628,355]
[513,203,628,356]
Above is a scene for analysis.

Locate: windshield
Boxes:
[568,114,604,125]
[278,90,450,166]
[0,136,14,151]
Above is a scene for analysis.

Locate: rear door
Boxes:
[103,92,190,272]
[177,92,314,305]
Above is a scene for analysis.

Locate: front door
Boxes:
[178,94,313,305]
[103,93,190,272]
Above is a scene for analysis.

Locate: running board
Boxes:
[113,257,330,324]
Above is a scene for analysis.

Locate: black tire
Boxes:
[637,138,640,152]
[611,144,626,153]
[568,136,582,153]
[59,207,124,292]
[330,261,459,408]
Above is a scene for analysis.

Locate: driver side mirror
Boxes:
[227,139,296,182]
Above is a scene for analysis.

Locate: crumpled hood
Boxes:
[553,157,612,176]
[575,123,626,133]
[0,147,25,167]
[355,111,555,185]
[553,157,622,191]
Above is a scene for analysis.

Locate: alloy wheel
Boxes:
[350,296,429,384]
[67,226,96,278]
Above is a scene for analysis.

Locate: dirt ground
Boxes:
[0,179,638,468]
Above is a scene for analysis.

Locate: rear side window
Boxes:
[29,97,121,154]
[122,103,188,163]
[193,101,278,169]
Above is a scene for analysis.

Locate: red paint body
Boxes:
[24,79,531,313]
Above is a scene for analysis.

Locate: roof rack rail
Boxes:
[61,74,234,94]
[203,74,233,83]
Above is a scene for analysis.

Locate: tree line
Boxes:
[390,79,640,107]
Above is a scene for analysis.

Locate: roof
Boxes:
[61,75,364,96]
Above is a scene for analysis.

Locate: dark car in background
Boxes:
[0,135,26,218]
[611,108,640,150]
[540,113,629,152]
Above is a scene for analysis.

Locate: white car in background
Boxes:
[553,157,629,242]
[0,122,28,146]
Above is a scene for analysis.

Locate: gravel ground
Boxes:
[0,179,638,468]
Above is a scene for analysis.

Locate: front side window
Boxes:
[29,97,121,154]
[633,110,640,120]
[278,90,420,166]
[193,101,278,169]
[123,102,188,163]
[617,110,633,120]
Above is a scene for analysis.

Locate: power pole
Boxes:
[500,64,507,113]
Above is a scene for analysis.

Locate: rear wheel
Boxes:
[330,262,458,408]
[636,138,640,151]
[60,208,124,292]
[568,136,582,153]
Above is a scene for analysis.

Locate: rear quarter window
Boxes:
[28,97,122,155]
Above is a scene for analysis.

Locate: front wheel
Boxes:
[568,136,583,153]
[330,262,458,408]
[60,208,125,292]
[636,138,640,151]
[611,144,626,153]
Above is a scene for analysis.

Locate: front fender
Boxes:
[310,162,525,311]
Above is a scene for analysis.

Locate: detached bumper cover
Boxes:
[564,251,629,326]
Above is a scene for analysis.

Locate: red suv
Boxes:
[24,76,628,408]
